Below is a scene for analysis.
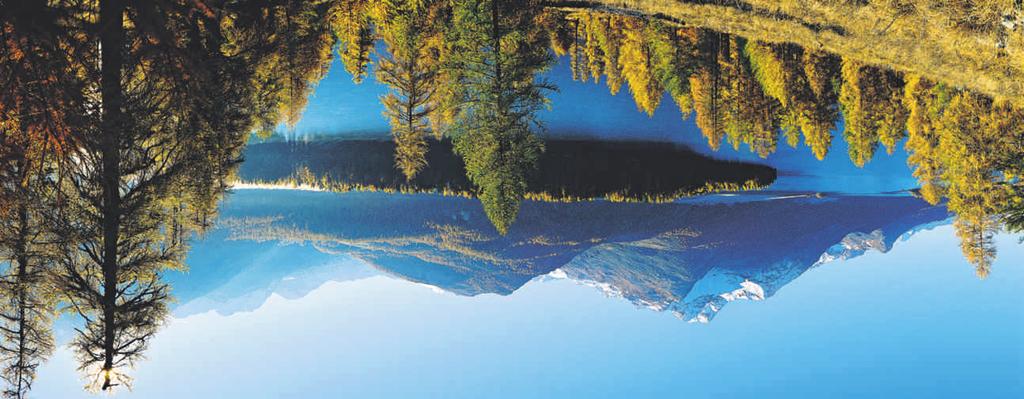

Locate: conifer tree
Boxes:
[335,0,375,83]
[690,30,727,151]
[377,0,438,180]
[839,60,908,167]
[448,0,553,234]
[45,0,301,391]
[0,160,56,399]
[903,75,950,205]
[721,37,780,158]
[618,18,663,116]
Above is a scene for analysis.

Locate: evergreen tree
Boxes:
[903,75,951,205]
[377,1,439,180]
[618,18,663,116]
[839,60,908,167]
[448,0,553,234]
[690,30,727,151]
[45,0,292,391]
[334,0,375,83]
[721,37,780,158]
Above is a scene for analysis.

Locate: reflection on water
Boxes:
[0,0,1022,396]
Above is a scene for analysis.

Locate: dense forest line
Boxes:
[548,0,1024,103]
[236,138,775,202]
[0,0,1022,397]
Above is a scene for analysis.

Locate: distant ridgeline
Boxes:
[194,190,951,321]
[235,138,775,202]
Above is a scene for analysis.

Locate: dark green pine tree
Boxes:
[377,1,438,181]
[448,0,554,235]
[49,0,304,391]
[0,163,57,399]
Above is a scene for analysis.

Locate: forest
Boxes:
[235,138,775,204]
[0,0,1022,397]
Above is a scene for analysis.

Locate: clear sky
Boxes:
[34,222,1024,398]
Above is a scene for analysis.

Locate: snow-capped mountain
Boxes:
[169,189,949,322]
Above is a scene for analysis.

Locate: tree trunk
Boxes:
[14,204,29,398]
[98,0,125,391]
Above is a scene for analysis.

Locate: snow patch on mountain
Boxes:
[546,268,568,279]
[674,260,805,323]
[813,229,888,267]
[721,280,766,301]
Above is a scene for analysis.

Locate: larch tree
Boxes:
[582,13,606,83]
[448,0,553,235]
[377,0,439,180]
[595,15,625,96]
[0,119,59,399]
[0,162,56,399]
[0,2,88,396]
[422,1,462,138]
[903,75,951,205]
[839,60,879,167]
[539,9,573,57]
[839,60,908,167]
[800,51,841,160]
[567,16,587,82]
[241,0,337,137]
[0,0,87,183]
[690,30,727,151]
[721,37,780,158]
[618,18,663,116]
[651,26,698,120]
[988,102,1024,235]
[334,0,375,83]
[48,0,292,391]
[276,0,337,129]
[744,40,800,148]
[938,93,1012,278]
